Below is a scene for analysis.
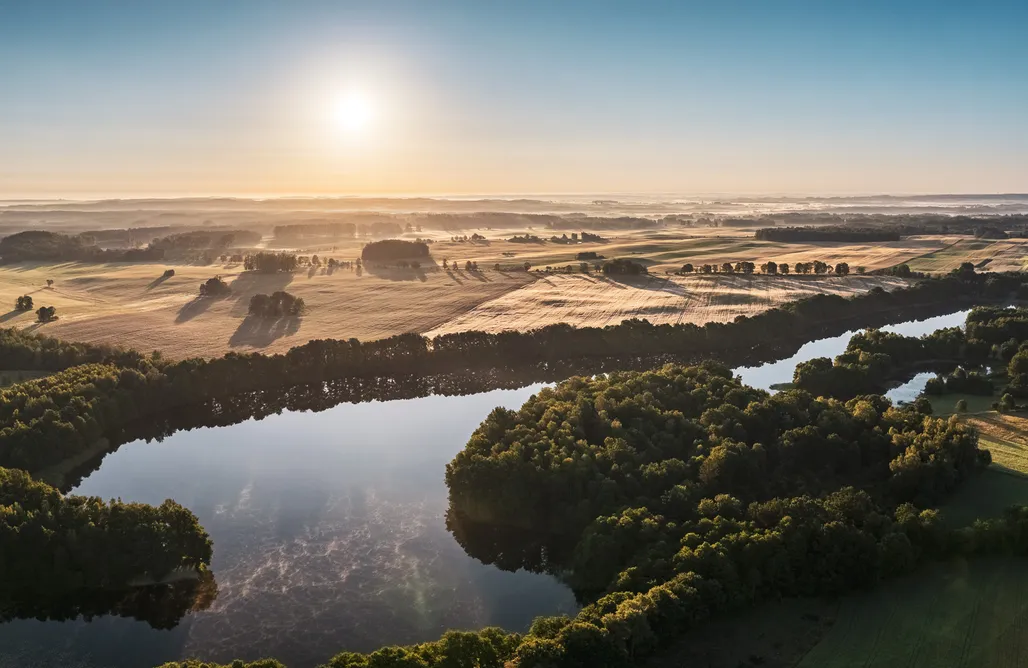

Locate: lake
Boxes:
[0,308,972,668]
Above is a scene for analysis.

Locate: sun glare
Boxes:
[335,92,373,135]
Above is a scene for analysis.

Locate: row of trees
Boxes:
[244,252,299,273]
[681,260,854,275]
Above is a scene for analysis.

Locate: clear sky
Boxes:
[1,0,1026,197]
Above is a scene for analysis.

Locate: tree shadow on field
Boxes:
[364,260,436,283]
[146,273,173,291]
[229,315,302,349]
[176,295,223,323]
[0,310,27,323]
[226,271,294,316]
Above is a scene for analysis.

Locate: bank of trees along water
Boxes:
[158,364,1028,668]
[793,303,1028,402]
[0,467,212,605]
[4,267,1028,667]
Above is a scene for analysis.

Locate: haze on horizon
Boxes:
[2,0,1026,199]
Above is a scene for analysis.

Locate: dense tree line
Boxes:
[0,467,212,595]
[244,252,299,273]
[744,213,1028,237]
[924,366,994,396]
[360,239,431,262]
[755,226,902,243]
[249,291,305,317]
[0,230,169,263]
[272,222,356,243]
[149,230,261,251]
[794,304,1028,400]
[0,326,147,370]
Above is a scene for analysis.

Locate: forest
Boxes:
[160,363,1028,668]
[0,467,212,595]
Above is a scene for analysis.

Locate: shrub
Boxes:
[35,306,56,323]
[14,295,32,311]
[198,276,230,297]
[955,399,968,412]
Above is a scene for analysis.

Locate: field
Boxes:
[0,262,535,358]
[796,556,1028,668]
[0,225,1012,359]
[426,274,909,336]
[907,238,1028,274]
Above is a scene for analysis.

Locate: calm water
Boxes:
[0,385,578,668]
[0,309,972,668]
[735,310,970,391]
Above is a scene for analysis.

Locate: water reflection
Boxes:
[736,310,970,392]
[0,386,579,668]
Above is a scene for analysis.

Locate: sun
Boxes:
[335,92,374,134]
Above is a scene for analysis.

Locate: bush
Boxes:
[198,276,230,297]
[35,306,56,323]
[361,239,430,262]
[955,399,968,412]
[14,295,32,311]
[162,269,176,278]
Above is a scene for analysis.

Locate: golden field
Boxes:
[0,227,1017,359]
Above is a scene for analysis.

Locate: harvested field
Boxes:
[420,230,955,274]
[0,262,534,359]
[797,557,1028,668]
[427,274,910,336]
[907,238,1028,274]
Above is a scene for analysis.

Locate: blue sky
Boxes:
[1,1,1026,196]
